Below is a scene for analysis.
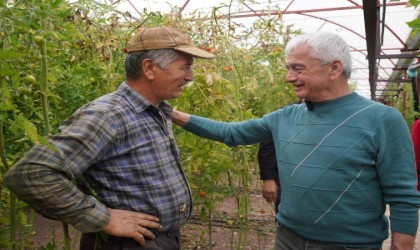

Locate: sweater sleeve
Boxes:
[376,108,420,235]
[184,115,273,146]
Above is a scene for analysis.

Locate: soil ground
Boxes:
[22,190,278,250]
[10,186,420,250]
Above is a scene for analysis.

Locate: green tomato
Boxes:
[34,36,45,46]
[17,87,32,95]
[17,45,26,52]
[23,75,36,85]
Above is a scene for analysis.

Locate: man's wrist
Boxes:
[73,200,111,233]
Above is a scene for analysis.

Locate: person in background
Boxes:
[171,32,420,249]
[410,119,420,192]
[258,141,281,214]
[258,101,301,215]
[3,27,215,250]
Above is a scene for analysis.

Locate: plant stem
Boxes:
[9,192,16,250]
[213,2,251,248]
[38,39,50,135]
[63,222,71,250]
[0,70,16,250]
[207,210,212,250]
[38,37,71,249]
[1,120,17,250]
[0,112,8,173]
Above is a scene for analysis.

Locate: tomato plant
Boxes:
[1,0,418,249]
[0,0,305,249]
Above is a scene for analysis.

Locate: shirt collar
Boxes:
[118,82,172,114]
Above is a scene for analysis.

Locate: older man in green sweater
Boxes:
[172,32,420,249]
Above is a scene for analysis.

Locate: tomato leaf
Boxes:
[0,50,27,59]
[15,114,56,150]
[0,68,16,76]
[50,0,63,8]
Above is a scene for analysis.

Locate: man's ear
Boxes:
[329,60,343,79]
[142,58,155,80]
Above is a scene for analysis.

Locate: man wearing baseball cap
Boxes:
[4,27,215,250]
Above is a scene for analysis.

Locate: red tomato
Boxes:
[224,66,232,71]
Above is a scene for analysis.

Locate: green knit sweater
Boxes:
[184,92,420,248]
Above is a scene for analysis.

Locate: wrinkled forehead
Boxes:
[286,45,318,65]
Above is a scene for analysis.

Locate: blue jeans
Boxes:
[275,221,381,250]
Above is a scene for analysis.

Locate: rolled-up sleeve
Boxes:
[3,108,117,232]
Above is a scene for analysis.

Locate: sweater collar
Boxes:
[304,92,361,111]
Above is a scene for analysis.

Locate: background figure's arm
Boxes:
[261,180,278,204]
[258,142,279,204]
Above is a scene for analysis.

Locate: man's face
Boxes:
[285,45,332,102]
[153,52,194,102]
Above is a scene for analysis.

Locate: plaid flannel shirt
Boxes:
[4,82,192,232]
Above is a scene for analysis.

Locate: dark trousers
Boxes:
[275,222,381,250]
[79,230,180,250]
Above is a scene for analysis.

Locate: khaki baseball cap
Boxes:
[127,27,216,59]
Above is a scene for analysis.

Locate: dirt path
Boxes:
[26,192,420,250]
[27,191,277,250]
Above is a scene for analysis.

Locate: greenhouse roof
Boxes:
[100,0,420,101]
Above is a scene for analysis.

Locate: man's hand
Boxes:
[261,179,278,204]
[102,208,163,245]
[390,232,415,250]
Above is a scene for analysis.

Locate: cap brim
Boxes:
[174,46,216,59]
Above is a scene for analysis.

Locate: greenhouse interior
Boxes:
[1,0,420,249]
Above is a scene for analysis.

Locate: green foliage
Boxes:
[0,0,300,249]
[0,0,413,247]
[407,18,420,36]
[389,82,418,127]
[409,0,420,7]
[171,6,300,247]
[0,0,133,248]
[406,0,420,37]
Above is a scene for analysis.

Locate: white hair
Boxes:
[285,32,352,79]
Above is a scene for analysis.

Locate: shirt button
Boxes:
[179,203,187,213]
